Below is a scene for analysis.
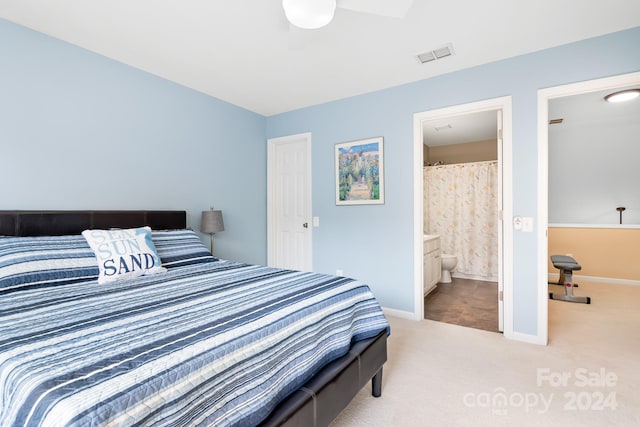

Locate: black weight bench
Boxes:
[549,255,591,304]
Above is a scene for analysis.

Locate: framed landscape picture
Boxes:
[335,137,384,205]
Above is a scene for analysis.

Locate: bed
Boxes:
[0,210,389,427]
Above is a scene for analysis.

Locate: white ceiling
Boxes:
[1,1,639,116]
[422,110,497,147]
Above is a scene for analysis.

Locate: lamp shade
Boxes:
[282,0,336,29]
[201,210,224,234]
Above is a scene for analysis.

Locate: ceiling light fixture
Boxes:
[604,88,640,103]
[282,0,337,29]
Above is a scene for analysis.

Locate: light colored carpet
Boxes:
[332,281,640,426]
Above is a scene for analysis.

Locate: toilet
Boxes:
[440,254,458,283]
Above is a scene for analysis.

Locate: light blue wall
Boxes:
[2,15,639,336]
[0,19,267,265]
[267,27,640,335]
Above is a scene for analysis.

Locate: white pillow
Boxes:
[82,226,166,284]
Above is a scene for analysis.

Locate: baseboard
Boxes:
[424,284,437,296]
[548,273,640,286]
[506,330,547,346]
[452,272,498,282]
[382,306,419,320]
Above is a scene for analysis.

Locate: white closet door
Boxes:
[267,133,312,271]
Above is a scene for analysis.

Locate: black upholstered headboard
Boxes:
[0,210,187,237]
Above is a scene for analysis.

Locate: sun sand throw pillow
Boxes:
[82,226,166,284]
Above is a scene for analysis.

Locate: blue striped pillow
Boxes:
[151,229,216,268]
[0,235,99,292]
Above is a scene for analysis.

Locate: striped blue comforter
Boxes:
[0,260,389,427]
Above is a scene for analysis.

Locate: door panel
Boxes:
[268,133,312,271]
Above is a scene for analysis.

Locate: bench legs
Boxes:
[549,268,591,304]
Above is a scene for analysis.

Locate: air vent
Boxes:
[433,45,453,59]
[549,118,564,125]
[417,51,436,63]
[417,43,455,64]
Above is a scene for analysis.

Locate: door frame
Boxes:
[413,96,514,337]
[536,71,640,345]
[267,132,313,270]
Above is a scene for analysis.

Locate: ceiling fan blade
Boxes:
[337,0,414,18]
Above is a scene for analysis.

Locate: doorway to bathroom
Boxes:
[413,97,513,335]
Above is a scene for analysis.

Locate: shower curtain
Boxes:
[424,161,498,281]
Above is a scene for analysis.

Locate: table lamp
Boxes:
[201,208,224,255]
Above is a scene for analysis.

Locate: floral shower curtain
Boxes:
[424,161,498,281]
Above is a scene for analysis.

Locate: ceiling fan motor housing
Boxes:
[282,0,337,29]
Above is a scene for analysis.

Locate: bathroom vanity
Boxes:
[423,234,442,295]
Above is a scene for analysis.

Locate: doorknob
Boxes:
[303,222,308,228]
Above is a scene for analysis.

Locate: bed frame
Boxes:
[0,210,387,427]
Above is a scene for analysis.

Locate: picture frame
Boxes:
[335,137,384,205]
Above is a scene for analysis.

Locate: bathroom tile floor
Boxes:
[424,277,499,332]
